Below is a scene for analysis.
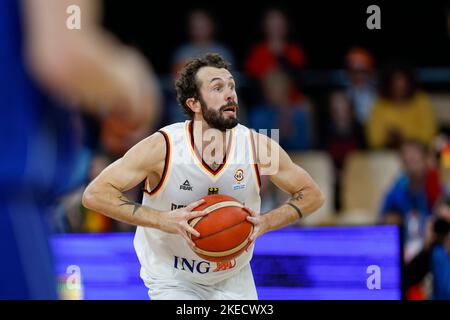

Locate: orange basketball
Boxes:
[189,194,253,262]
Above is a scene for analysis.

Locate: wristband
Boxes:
[287,202,303,219]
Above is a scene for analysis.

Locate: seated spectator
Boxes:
[81,153,114,232]
[432,132,450,174]
[171,9,235,75]
[367,64,437,149]
[380,140,444,262]
[244,7,306,105]
[430,219,450,300]
[405,196,450,300]
[248,71,312,151]
[322,91,366,210]
[344,47,377,126]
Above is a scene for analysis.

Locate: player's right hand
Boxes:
[158,199,208,248]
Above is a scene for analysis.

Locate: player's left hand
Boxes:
[244,207,268,247]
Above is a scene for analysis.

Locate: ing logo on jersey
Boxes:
[234,169,244,182]
[173,256,237,274]
[208,187,219,195]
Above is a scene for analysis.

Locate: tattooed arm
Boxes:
[82,132,166,228]
[245,132,324,242]
[82,132,207,245]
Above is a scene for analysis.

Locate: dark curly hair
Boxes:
[378,63,418,100]
[175,53,230,119]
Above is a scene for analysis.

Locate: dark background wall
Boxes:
[102,1,450,74]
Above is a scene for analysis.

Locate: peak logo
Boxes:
[180,180,193,191]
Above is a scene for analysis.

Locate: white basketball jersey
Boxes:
[134,120,261,286]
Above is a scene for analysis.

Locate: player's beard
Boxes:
[199,96,239,132]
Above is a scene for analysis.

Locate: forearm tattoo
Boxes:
[109,183,142,215]
[290,191,304,202]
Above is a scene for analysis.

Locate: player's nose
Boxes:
[224,88,237,103]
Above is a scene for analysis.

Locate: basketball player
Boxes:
[82,53,324,300]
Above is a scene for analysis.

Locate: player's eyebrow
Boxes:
[209,76,234,83]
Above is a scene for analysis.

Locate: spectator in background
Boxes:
[367,65,437,149]
[244,7,306,105]
[171,9,235,75]
[344,47,377,126]
[380,140,444,262]
[53,152,114,233]
[405,196,450,300]
[430,223,450,300]
[432,132,450,177]
[0,0,159,299]
[249,70,313,151]
[322,91,366,210]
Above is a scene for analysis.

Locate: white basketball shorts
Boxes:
[142,264,258,300]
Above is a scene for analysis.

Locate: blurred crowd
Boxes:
[2,1,449,299]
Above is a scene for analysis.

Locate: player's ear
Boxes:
[186,97,201,114]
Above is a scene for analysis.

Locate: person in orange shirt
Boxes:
[244,7,306,105]
[344,47,377,126]
[367,65,437,149]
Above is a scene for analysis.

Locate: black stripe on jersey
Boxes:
[144,130,170,196]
